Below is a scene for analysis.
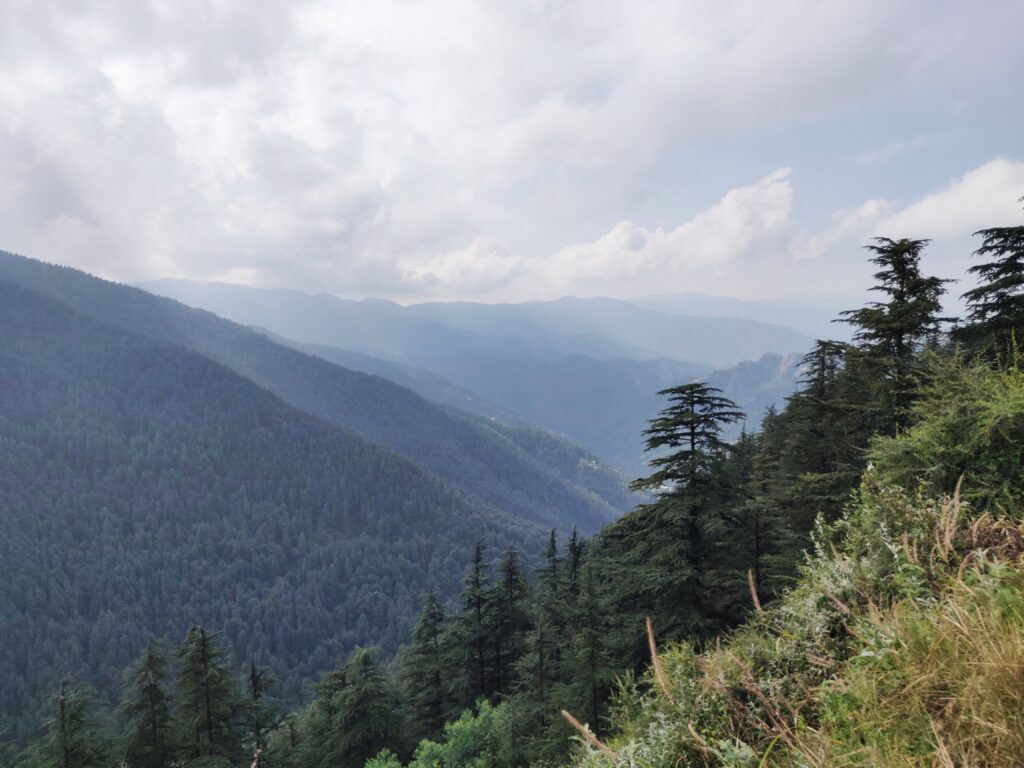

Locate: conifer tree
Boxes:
[450,542,491,707]
[564,528,585,609]
[124,639,176,768]
[774,340,865,525]
[400,591,450,745]
[959,225,1024,356]
[325,648,397,767]
[488,549,531,696]
[176,625,242,764]
[563,557,612,732]
[528,531,567,702]
[17,681,110,768]
[244,661,281,767]
[607,383,744,643]
[840,237,950,430]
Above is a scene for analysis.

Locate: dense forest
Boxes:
[8,221,1024,767]
[141,280,807,475]
[0,257,638,756]
[0,251,630,535]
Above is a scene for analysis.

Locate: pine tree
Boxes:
[400,592,450,745]
[774,340,866,526]
[124,639,176,768]
[523,532,566,709]
[17,681,110,768]
[840,238,950,430]
[488,548,531,696]
[959,225,1024,357]
[325,648,397,767]
[244,661,281,767]
[176,625,242,764]
[564,528,585,609]
[563,557,612,732]
[449,542,491,708]
[606,383,744,643]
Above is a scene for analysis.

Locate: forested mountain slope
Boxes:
[259,330,636,511]
[0,252,626,533]
[0,276,543,744]
[138,280,806,474]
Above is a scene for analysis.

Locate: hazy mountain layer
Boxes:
[0,253,627,533]
[0,275,546,740]
[405,295,811,366]
[631,291,851,341]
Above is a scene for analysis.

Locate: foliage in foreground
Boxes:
[562,358,1024,767]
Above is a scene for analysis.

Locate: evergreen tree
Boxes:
[606,383,744,644]
[449,542,491,708]
[564,528,585,609]
[124,639,176,768]
[487,549,531,696]
[525,531,566,704]
[400,592,450,746]
[959,225,1024,357]
[563,557,612,732]
[324,648,397,768]
[243,661,281,767]
[176,625,242,764]
[16,681,109,768]
[840,238,950,430]
[774,340,865,526]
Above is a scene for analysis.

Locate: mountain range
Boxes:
[141,280,813,473]
[0,249,818,743]
[0,251,628,741]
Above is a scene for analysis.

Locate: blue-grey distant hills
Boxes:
[142,279,813,367]
[630,291,852,342]
[0,249,633,739]
[140,280,811,474]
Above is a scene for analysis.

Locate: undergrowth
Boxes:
[565,360,1024,768]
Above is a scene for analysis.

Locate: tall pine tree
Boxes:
[959,225,1024,357]
[487,549,531,696]
[124,639,176,768]
[400,592,450,746]
[840,237,950,430]
[606,383,744,645]
[176,625,242,764]
[17,681,110,768]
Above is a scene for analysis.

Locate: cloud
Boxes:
[877,158,1024,239]
[793,198,892,261]
[537,169,793,294]
[794,159,1024,261]
[0,1,1021,299]
[403,235,522,294]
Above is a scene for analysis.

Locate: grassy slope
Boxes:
[564,360,1024,767]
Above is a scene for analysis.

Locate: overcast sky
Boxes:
[2,1,1022,303]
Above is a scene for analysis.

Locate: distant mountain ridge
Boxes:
[141,279,812,367]
[2,254,627,534]
[0,249,639,743]
[630,291,851,341]
[404,295,812,366]
[140,279,810,474]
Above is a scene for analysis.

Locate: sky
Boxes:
[1,0,1022,304]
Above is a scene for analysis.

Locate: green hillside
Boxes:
[0,251,626,534]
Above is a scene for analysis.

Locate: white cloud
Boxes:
[794,198,891,261]
[795,159,1024,260]
[877,158,1024,239]
[525,168,793,296]
[403,235,522,294]
[0,1,1021,299]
